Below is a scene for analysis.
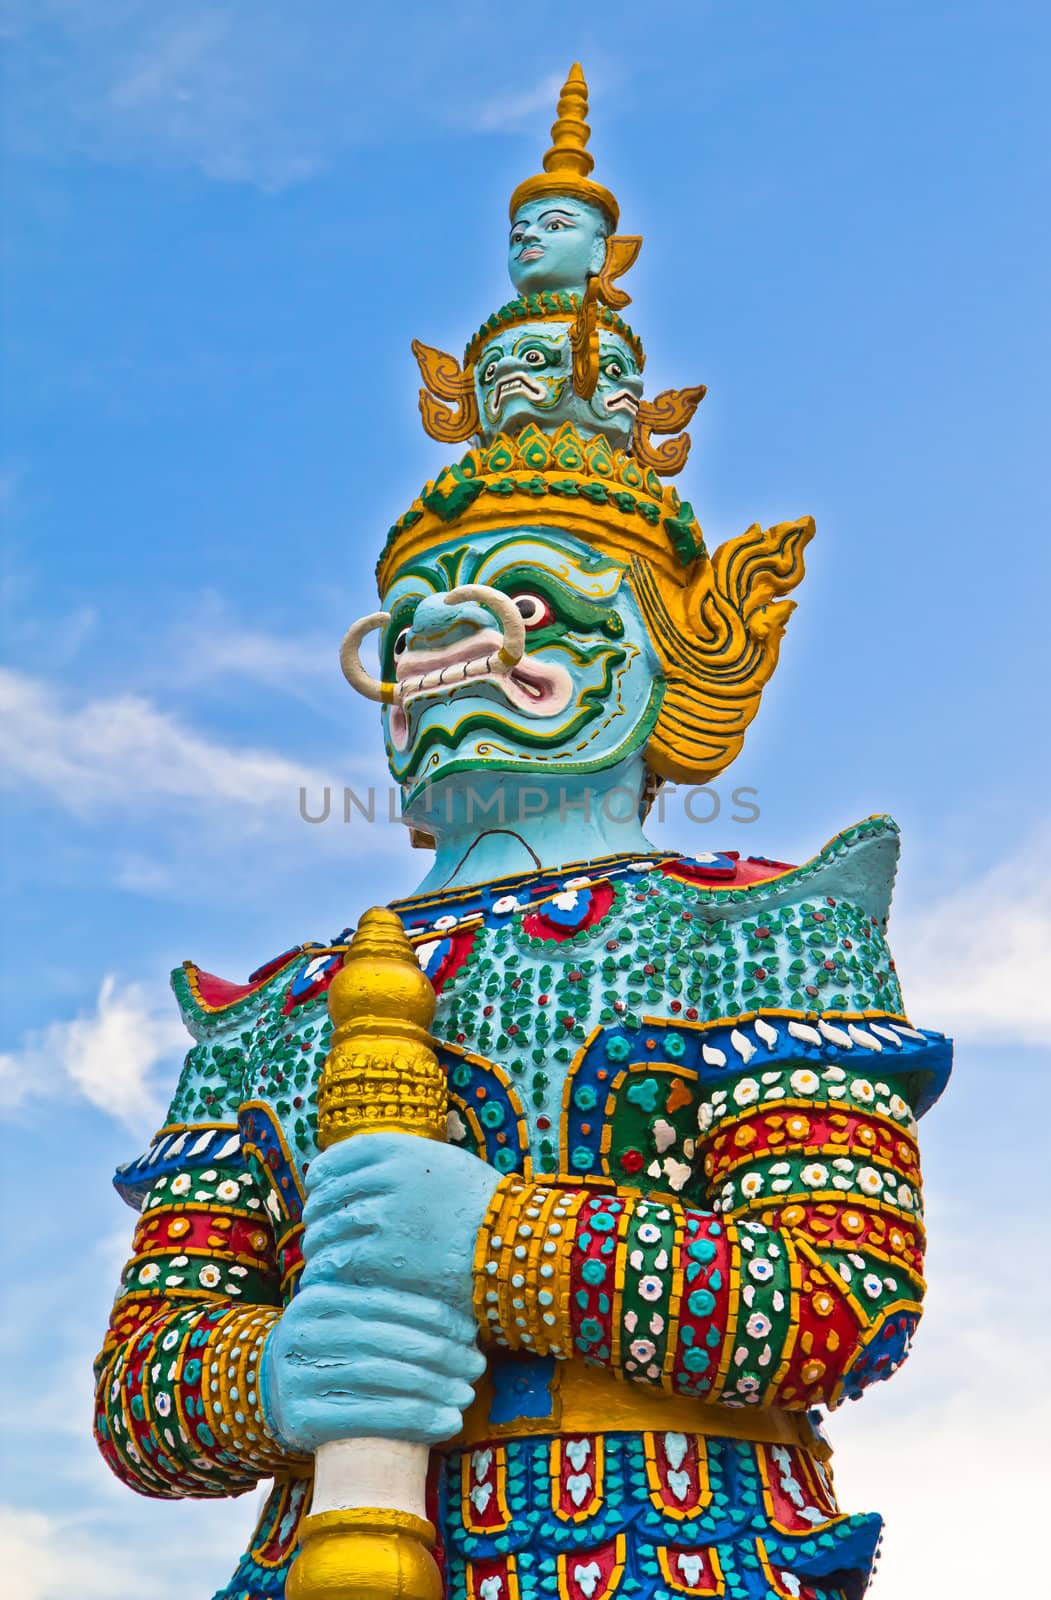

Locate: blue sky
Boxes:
[2,3,1048,1595]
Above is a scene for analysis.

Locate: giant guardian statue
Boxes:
[95,66,950,1600]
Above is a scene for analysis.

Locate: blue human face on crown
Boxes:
[378,529,664,809]
[508,196,608,294]
[475,326,643,450]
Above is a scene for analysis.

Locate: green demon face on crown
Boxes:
[474,325,643,450]
[374,528,664,810]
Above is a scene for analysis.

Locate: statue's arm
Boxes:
[92,976,312,1499]
[473,1056,926,1412]
[93,1146,308,1498]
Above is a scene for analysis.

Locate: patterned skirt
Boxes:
[437,1431,881,1600]
[210,1427,881,1600]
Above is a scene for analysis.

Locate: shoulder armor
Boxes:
[112,932,352,1211]
[666,816,901,926]
[171,930,353,1040]
[113,1122,244,1211]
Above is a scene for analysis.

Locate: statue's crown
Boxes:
[376,421,704,594]
[463,290,644,371]
[363,64,814,793]
[509,63,620,228]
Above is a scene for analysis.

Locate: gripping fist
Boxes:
[299,1133,503,1310]
[261,1134,501,1452]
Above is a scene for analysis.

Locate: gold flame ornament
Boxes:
[569,236,644,399]
[286,908,446,1600]
[412,339,480,445]
[632,383,708,476]
[570,277,601,398]
[594,233,643,310]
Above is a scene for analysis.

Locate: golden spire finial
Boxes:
[509,63,619,228]
[542,62,595,181]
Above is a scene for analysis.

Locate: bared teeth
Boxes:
[604,391,640,416]
[400,651,503,702]
[492,373,547,412]
[395,637,570,722]
[404,663,488,701]
[394,645,571,726]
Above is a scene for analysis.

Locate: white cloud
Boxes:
[103,11,323,189]
[6,6,620,189]
[894,829,1051,1043]
[166,596,337,692]
[0,1493,268,1600]
[1,1506,166,1600]
[0,664,412,904]
[469,61,625,137]
[0,665,343,818]
[181,624,333,686]
[3,2,462,190]
[832,1209,1047,1595]
[0,975,185,1133]
[111,855,180,895]
[5,2,330,189]
[474,72,565,134]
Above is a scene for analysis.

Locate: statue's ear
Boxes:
[589,232,609,274]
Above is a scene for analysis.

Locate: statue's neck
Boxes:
[405,757,656,895]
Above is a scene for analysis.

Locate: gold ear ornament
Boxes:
[595,235,643,310]
[632,515,815,784]
[632,384,708,476]
[570,235,645,398]
[570,280,601,398]
[411,339,480,444]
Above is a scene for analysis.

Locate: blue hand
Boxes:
[300,1132,502,1316]
[261,1282,486,1451]
[261,1134,501,1451]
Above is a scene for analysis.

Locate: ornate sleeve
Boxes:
[473,1030,938,1413]
[93,972,308,1499]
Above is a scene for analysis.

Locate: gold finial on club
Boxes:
[286,909,447,1600]
[316,907,446,1146]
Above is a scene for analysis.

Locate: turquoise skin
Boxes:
[262,1135,499,1450]
[264,527,666,1446]
[474,324,643,450]
[380,528,665,811]
[405,753,657,894]
[508,195,608,294]
[474,322,571,438]
[583,332,643,447]
[267,201,652,1453]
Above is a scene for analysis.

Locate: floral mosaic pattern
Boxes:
[93,820,948,1598]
